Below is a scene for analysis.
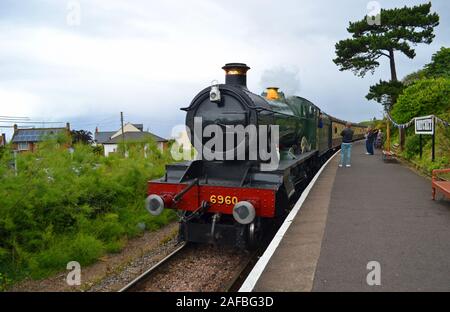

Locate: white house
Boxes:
[94,123,168,157]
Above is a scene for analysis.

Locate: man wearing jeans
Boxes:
[339,122,354,168]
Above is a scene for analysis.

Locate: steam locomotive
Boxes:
[145,63,365,248]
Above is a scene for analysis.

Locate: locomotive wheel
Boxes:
[247,220,262,250]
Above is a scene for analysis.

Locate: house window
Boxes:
[18,142,29,150]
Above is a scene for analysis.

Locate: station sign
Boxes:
[415,115,434,135]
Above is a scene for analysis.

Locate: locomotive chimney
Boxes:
[265,87,280,100]
[222,63,250,88]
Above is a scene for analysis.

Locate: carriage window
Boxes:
[334,126,338,134]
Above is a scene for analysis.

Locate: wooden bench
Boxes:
[432,168,450,200]
[382,143,400,162]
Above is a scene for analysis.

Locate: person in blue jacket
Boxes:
[365,127,379,155]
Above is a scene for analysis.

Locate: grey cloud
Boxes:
[0,0,449,140]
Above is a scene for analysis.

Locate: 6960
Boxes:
[209,195,239,205]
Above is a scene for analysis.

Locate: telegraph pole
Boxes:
[13,150,18,176]
[120,112,125,156]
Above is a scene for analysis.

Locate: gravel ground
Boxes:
[136,244,250,292]
[88,238,180,292]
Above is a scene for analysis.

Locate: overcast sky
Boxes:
[1,0,449,139]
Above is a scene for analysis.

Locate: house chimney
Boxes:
[13,124,18,132]
[95,126,99,133]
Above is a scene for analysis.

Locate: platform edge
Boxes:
[238,149,340,292]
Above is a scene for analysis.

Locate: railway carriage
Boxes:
[145,63,366,249]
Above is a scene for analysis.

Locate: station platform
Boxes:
[241,140,450,292]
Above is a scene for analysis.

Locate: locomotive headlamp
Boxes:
[145,194,164,216]
[232,201,256,225]
[210,80,221,103]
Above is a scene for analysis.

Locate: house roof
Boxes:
[11,128,67,143]
[103,131,167,144]
[94,131,115,144]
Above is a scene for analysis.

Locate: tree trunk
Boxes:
[388,48,405,149]
[388,49,398,82]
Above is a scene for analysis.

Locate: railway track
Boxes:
[119,242,257,292]
[118,242,188,292]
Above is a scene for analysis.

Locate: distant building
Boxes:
[11,123,71,152]
[94,123,168,157]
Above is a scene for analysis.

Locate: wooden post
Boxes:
[431,116,436,162]
[432,131,435,162]
[386,118,390,152]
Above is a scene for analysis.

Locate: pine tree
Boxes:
[334,2,439,109]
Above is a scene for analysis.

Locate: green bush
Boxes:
[68,234,105,266]
[391,77,450,123]
[0,135,176,285]
[0,272,12,291]
[404,135,421,160]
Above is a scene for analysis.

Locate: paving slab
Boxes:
[313,141,450,291]
[252,141,450,291]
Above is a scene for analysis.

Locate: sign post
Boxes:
[415,115,435,162]
[419,134,422,159]
[432,130,435,162]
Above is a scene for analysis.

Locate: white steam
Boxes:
[259,67,301,96]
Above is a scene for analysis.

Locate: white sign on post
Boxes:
[415,115,434,135]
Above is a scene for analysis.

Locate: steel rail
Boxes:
[118,242,187,292]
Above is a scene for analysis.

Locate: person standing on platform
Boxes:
[339,122,354,168]
[375,129,383,149]
[365,127,378,155]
